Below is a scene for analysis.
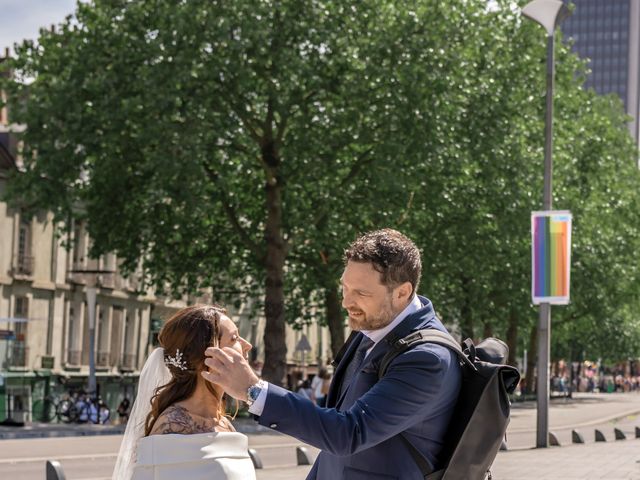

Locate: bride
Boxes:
[112,305,257,480]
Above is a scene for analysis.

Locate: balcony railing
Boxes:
[67,350,81,366]
[8,342,28,368]
[97,351,110,367]
[121,353,137,371]
[13,255,34,276]
[99,275,115,289]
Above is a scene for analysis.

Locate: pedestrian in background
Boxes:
[311,367,330,407]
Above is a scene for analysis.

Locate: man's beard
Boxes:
[348,295,397,331]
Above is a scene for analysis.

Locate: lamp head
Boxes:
[522,0,571,36]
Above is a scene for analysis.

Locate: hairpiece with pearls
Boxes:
[164,349,188,371]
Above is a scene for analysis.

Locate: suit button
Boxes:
[270,423,278,429]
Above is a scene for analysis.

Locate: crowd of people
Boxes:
[553,372,640,394]
[547,359,640,394]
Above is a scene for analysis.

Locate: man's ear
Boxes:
[395,282,413,302]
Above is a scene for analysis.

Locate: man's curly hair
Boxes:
[344,229,422,295]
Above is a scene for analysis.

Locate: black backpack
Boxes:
[378,329,521,480]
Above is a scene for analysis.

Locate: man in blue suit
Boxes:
[204,229,461,479]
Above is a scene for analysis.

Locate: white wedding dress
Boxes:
[112,348,257,480]
[132,431,256,480]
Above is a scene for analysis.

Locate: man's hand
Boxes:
[202,347,259,401]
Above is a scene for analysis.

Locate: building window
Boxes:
[110,307,124,367]
[15,218,33,275]
[14,297,28,341]
[122,310,137,370]
[12,297,29,367]
[97,307,110,367]
[66,306,81,365]
[72,221,86,267]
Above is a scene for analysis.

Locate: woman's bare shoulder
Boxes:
[149,404,216,436]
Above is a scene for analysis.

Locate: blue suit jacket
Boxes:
[257,296,461,480]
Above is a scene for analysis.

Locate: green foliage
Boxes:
[2,0,640,367]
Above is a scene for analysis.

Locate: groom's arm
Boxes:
[203,345,460,456]
[255,348,459,456]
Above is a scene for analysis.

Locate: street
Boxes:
[0,393,638,479]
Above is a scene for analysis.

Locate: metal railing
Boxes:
[121,353,136,371]
[67,350,81,366]
[96,351,109,367]
[8,342,28,367]
[13,254,34,275]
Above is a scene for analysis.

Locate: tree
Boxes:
[3,0,639,387]
[394,1,640,380]
[1,0,500,381]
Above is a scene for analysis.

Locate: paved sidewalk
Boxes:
[253,439,640,480]
[506,392,640,448]
[492,438,640,480]
[1,392,638,479]
[509,392,640,432]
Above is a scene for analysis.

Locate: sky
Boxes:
[0,0,78,54]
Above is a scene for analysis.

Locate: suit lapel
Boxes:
[327,332,363,408]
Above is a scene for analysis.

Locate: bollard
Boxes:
[548,432,561,447]
[296,446,312,466]
[571,430,585,444]
[636,426,640,439]
[46,460,66,480]
[248,449,263,469]
[614,428,626,440]
[595,429,607,442]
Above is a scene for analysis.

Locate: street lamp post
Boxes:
[522,0,570,449]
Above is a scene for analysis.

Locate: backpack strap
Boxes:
[377,328,475,479]
[378,328,476,379]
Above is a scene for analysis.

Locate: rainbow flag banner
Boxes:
[531,211,572,305]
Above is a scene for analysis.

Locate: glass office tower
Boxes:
[562,0,640,147]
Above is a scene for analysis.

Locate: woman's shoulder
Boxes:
[150,404,215,435]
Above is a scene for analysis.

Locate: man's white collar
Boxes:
[361,295,422,348]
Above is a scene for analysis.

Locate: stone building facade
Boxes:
[0,83,332,423]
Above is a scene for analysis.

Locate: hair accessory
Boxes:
[164,349,188,371]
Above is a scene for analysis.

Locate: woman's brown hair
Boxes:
[144,305,226,436]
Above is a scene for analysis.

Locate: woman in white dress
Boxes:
[112,305,257,480]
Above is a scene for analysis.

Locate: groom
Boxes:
[203,229,461,479]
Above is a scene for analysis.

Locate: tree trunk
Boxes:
[260,143,287,386]
[524,323,538,395]
[459,276,474,341]
[325,284,345,361]
[506,310,518,367]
